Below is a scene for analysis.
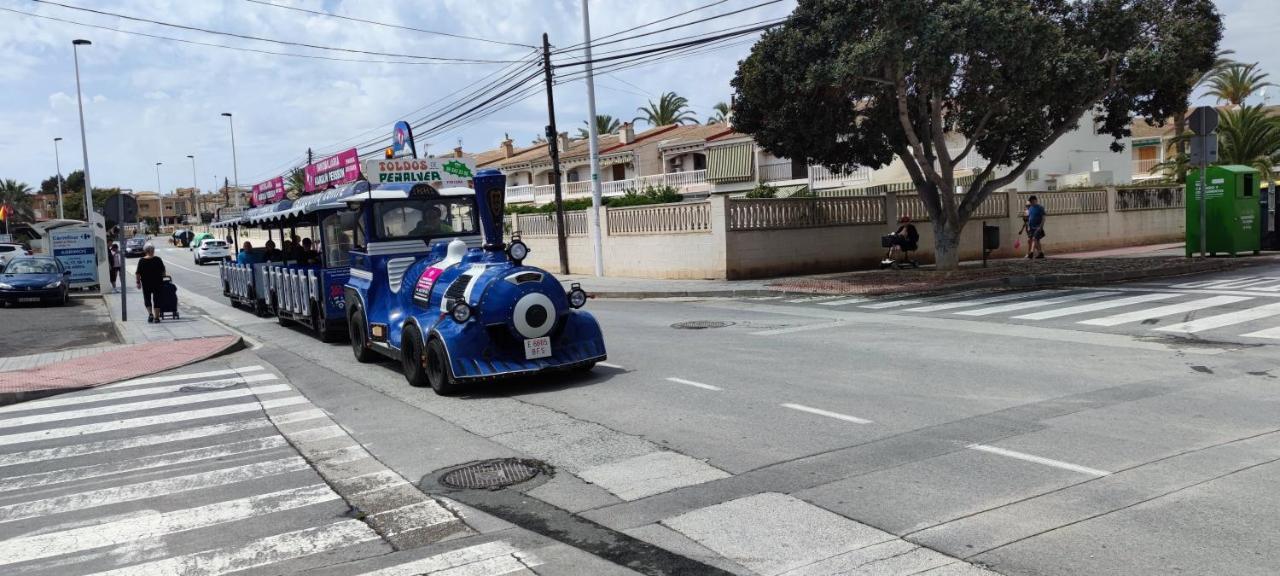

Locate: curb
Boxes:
[0,335,245,407]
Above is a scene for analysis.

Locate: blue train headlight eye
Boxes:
[507,238,528,262]
[568,283,587,309]
[451,302,472,323]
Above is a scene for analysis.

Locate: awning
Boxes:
[259,180,373,224]
[240,200,294,226]
[706,142,754,182]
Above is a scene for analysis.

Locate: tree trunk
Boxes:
[932,218,963,271]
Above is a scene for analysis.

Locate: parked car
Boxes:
[124,236,148,257]
[172,229,194,247]
[0,256,70,307]
[189,232,214,252]
[0,243,30,267]
[193,238,231,265]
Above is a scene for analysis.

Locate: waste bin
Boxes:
[1186,165,1262,257]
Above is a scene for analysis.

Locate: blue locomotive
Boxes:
[344,169,606,394]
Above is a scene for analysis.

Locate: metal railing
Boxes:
[760,160,872,188]
[729,196,885,230]
[513,210,588,237]
[607,202,711,235]
[1115,185,1184,211]
[506,170,709,204]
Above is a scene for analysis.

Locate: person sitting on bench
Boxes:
[883,215,920,265]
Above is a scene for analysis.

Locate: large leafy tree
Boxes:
[635,92,698,126]
[732,0,1221,269]
[0,179,35,223]
[577,114,622,139]
[1217,105,1280,185]
[1204,62,1274,107]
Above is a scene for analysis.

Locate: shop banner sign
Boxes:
[252,177,286,207]
[362,157,476,188]
[305,148,360,193]
[50,227,97,285]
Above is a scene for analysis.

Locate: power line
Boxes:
[554,0,784,54]
[32,0,524,64]
[0,6,497,66]
[569,17,784,60]
[242,0,536,49]
[557,0,730,52]
[553,20,779,69]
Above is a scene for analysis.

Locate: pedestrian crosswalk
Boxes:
[775,279,1280,341]
[0,363,542,575]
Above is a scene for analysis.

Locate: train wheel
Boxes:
[313,306,335,343]
[348,309,376,363]
[425,338,459,396]
[401,328,430,388]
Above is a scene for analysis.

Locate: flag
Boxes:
[0,204,9,221]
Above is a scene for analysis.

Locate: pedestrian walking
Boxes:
[1025,195,1047,259]
[134,243,167,323]
[108,242,122,292]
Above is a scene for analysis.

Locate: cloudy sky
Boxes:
[0,0,1275,195]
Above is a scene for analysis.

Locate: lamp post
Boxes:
[187,154,197,226]
[53,137,65,220]
[155,162,164,230]
[221,113,240,207]
[71,39,94,222]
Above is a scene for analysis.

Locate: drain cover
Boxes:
[440,459,544,490]
[671,320,735,330]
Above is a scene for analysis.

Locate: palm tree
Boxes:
[0,179,35,223]
[634,92,698,126]
[577,114,622,139]
[706,101,731,124]
[1158,50,1240,182]
[1217,105,1280,185]
[286,168,306,199]
[1203,62,1274,107]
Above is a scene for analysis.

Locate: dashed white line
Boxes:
[164,259,220,278]
[751,322,843,336]
[665,377,722,391]
[967,444,1111,477]
[780,403,872,424]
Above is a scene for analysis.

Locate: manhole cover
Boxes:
[440,459,544,490]
[671,320,735,330]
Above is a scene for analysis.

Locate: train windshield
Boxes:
[374,198,478,241]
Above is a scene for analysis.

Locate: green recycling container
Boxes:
[1186,165,1262,257]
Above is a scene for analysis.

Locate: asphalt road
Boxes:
[153,244,1280,575]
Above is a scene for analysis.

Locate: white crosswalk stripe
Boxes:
[0,383,292,430]
[353,541,540,576]
[1013,292,1180,320]
[0,373,279,415]
[104,366,266,390]
[1078,295,1253,327]
[860,299,924,309]
[1155,301,1280,334]
[904,291,1036,313]
[1243,326,1280,339]
[0,417,272,467]
[954,291,1115,317]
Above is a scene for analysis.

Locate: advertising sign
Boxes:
[392,121,416,158]
[362,157,476,188]
[49,226,98,286]
[305,148,361,193]
[252,177,287,206]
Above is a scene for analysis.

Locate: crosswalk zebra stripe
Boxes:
[0,418,273,467]
[1013,293,1181,320]
[1155,302,1280,334]
[105,366,265,390]
[0,435,290,493]
[85,519,380,576]
[904,292,1037,313]
[860,299,924,309]
[352,541,532,576]
[787,296,841,303]
[1078,296,1253,327]
[0,484,338,567]
[272,408,327,425]
[0,383,293,431]
[817,297,870,306]
[954,291,1115,317]
[0,396,307,447]
[0,373,279,415]
[0,456,310,524]
[1242,326,1280,339]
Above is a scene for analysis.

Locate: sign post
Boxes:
[1189,106,1219,258]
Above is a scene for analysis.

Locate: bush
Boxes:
[608,185,683,207]
[745,184,778,198]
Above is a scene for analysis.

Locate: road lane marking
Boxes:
[164,259,220,278]
[954,291,1115,317]
[1155,302,1280,333]
[0,456,310,524]
[1242,326,1280,339]
[291,424,349,443]
[370,500,461,536]
[0,484,339,567]
[665,377,722,391]
[105,366,265,390]
[1078,296,1253,327]
[0,396,307,447]
[0,435,290,493]
[859,299,924,309]
[354,541,536,576]
[780,403,872,424]
[967,444,1110,476]
[1013,293,1180,320]
[85,519,380,576]
[0,373,279,415]
[751,322,843,336]
[0,383,292,431]
[598,361,625,369]
[904,292,1037,313]
[0,418,272,467]
[818,297,870,306]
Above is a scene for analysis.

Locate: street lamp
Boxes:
[71,39,93,222]
[221,113,240,207]
[187,154,197,225]
[53,137,65,220]
[155,161,164,230]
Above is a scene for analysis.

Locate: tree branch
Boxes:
[892,62,944,186]
[952,107,995,165]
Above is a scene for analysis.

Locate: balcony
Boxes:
[760,161,872,188]
[506,170,708,205]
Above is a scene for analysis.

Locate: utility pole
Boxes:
[542,32,570,275]
[53,137,65,219]
[581,0,605,277]
[187,154,197,226]
[155,162,165,230]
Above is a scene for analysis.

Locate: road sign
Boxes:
[1188,105,1219,135]
[1189,135,1218,165]
[104,193,138,223]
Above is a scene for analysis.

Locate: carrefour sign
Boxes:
[363,158,475,188]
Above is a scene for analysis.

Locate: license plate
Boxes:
[524,337,551,360]
[18,297,39,303]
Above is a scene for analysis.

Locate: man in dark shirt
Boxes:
[134,244,167,323]
[884,215,920,264]
[1026,195,1047,259]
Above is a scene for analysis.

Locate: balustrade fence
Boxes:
[729,197,884,230]
[1114,185,1184,211]
[505,170,709,205]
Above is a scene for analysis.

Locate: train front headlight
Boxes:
[567,283,587,309]
[451,302,472,323]
[507,233,529,264]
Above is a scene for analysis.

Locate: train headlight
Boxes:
[567,283,587,309]
[507,233,528,263]
[451,302,472,323]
